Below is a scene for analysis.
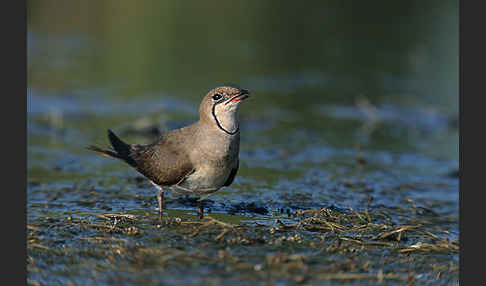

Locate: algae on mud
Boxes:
[27,201,458,285]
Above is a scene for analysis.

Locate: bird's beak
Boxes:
[226,89,250,104]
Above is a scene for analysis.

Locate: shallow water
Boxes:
[28,1,458,285]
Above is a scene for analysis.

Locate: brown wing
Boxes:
[129,132,194,186]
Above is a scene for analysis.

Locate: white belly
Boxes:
[171,164,231,196]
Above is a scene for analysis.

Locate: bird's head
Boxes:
[199,86,250,135]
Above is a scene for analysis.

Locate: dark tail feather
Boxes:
[107,129,129,157]
[86,129,137,167]
[86,145,122,159]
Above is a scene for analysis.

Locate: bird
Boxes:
[87,86,250,220]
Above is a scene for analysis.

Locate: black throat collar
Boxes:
[212,102,239,135]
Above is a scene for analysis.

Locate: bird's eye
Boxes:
[212,94,222,100]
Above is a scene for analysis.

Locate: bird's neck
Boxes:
[214,112,238,134]
[207,104,239,135]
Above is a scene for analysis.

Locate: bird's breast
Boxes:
[178,130,239,193]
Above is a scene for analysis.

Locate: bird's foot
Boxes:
[197,203,204,220]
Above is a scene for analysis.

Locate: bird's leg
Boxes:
[150,182,165,222]
[197,200,204,219]
[157,188,164,222]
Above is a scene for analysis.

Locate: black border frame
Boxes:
[5,0,27,284]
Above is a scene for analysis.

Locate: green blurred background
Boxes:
[28,0,458,110]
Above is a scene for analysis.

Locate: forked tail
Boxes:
[86,129,137,167]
